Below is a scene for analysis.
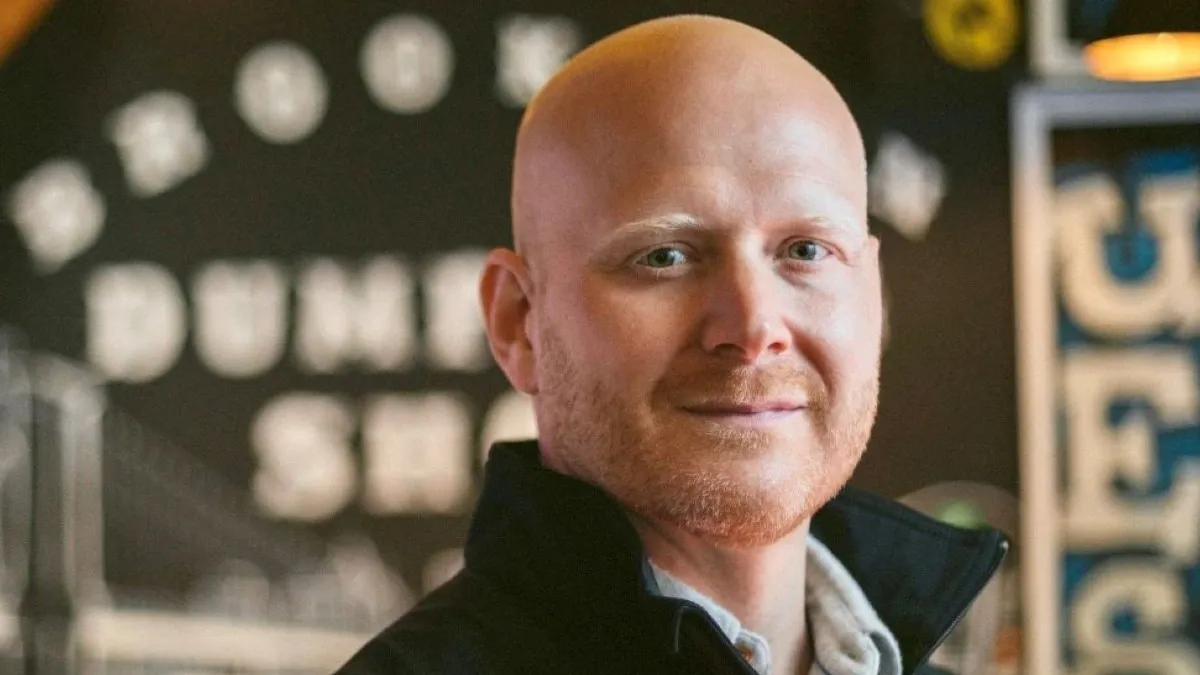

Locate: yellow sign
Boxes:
[924,0,1018,70]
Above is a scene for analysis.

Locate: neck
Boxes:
[630,514,814,675]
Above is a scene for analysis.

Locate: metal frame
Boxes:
[1029,0,1087,78]
[0,331,378,674]
[1011,81,1200,675]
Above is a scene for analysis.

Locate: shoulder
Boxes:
[330,570,556,675]
[914,663,957,675]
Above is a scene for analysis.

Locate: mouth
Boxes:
[680,400,807,426]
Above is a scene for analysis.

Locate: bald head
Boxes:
[481,15,882,546]
[511,15,866,270]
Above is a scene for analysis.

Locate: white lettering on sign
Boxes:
[1070,559,1200,675]
[235,42,329,144]
[78,249,491,381]
[360,393,472,515]
[249,390,525,521]
[1061,348,1200,564]
[6,159,106,274]
[107,91,210,198]
[1052,161,1200,674]
[1057,171,1200,339]
[192,260,289,378]
[495,15,580,107]
[85,263,186,383]
[294,256,417,373]
[251,393,358,521]
[360,14,454,114]
[423,250,490,371]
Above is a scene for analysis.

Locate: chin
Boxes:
[676,493,814,548]
[628,450,839,548]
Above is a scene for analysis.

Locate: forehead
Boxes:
[574,109,866,242]
[597,165,861,237]
[516,52,867,261]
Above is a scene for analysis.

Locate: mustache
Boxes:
[659,366,828,409]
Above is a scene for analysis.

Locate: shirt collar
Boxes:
[805,535,903,675]
[650,562,773,674]
[649,534,904,675]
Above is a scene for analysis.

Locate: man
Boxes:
[336,14,1007,675]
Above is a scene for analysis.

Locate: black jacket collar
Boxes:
[464,440,1007,674]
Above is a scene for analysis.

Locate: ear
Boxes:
[871,237,890,351]
[479,247,538,394]
[864,235,888,351]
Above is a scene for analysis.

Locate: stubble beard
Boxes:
[535,323,879,547]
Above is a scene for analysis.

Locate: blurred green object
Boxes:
[935,499,988,530]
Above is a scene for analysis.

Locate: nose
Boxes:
[699,255,793,362]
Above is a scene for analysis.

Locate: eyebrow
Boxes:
[599,212,706,245]
[599,209,862,246]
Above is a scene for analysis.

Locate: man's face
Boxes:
[525,91,882,547]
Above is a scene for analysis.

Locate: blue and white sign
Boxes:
[1014,83,1200,675]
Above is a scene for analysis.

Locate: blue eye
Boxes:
[640,247,688,268]
[786,240,829,261]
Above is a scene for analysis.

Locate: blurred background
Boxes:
[0,0,1195,673]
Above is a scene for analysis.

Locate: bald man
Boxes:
[335,15,1006,675]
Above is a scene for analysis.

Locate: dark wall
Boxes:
[0,0,1026,671]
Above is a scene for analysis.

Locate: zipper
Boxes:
[914,534,1010,669]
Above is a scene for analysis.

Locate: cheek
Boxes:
[793,280,882,381]
[565,279,695,382]
[826,293,880,349]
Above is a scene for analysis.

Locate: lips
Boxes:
[681,399,807,415]
[677,400,807,428]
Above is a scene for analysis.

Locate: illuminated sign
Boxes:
[0,8,576,672]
